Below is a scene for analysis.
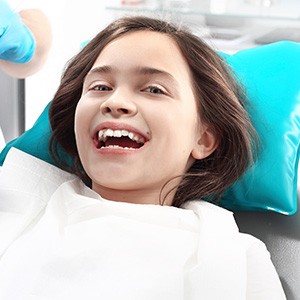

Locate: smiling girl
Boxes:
[0,16,286,299]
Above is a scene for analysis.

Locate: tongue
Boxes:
[105,137,141,149]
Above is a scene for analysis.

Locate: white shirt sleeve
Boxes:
[246,239,286,299]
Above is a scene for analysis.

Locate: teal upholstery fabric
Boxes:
[0,102,53,164]
[220,41,300,214]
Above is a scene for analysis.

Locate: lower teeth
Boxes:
[101,145,138,150]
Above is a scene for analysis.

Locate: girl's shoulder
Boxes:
[0,147,74,189]
[0,148,75,257]
[184,200,286,299]
[184,200,239,234]
[185,199,263,249]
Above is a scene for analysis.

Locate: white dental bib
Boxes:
[0,148,285,299]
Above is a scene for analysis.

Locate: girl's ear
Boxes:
[192,125,219,160]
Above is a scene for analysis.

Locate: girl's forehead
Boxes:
[92,31,191,77]
[103,30,178,50]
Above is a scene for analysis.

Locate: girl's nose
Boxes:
[99,93,138,118]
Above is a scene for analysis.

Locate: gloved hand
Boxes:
[0,0,35,63]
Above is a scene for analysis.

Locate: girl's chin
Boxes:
[91,181,143,193]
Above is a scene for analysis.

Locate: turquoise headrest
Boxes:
[221,41,300,214]
[1,41,299,214]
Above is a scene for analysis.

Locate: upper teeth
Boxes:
[98,129,145,144]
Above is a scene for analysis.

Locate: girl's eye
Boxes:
[143,86,166,95]
[90,85,112,92]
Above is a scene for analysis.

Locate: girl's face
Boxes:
[75,31,217,205]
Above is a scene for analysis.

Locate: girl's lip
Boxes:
[95,143,148,155]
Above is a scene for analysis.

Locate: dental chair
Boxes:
[234,197,300,299]
[0,41,299,299]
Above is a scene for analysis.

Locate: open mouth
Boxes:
[96,128,146,150]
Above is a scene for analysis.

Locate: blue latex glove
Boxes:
[0,0,35,63]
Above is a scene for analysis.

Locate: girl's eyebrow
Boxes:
[86,65,113,77]
[137,66,177,84]
[86,65,178,85]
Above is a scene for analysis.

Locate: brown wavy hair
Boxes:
[49,16,257,207]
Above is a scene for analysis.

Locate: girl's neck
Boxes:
[91,185,174,206]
